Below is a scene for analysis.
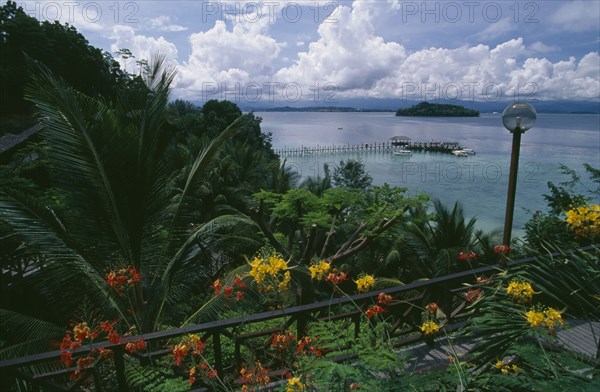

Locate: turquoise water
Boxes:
[258,112,600,238]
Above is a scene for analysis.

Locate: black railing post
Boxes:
[113,346,128,392]
[213,332,223,377]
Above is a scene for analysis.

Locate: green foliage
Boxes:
[332,159,373,190]
[125,362,189,392]
[0,57,261,337]
[524,163,599,250]
[0,1,129,115]
[403,199,501,279]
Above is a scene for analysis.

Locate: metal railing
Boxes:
[0,246,596,391]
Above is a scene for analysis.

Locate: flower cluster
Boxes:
[525,307,564,330]
[495,360,519,375]
[213,275,246,301]
[309,261,331,281]
[355,274,375,292]
[60,320,144,380]
[425,303,438,314]
[240,361,271,392]
[125,338,147,354]
[493,244,510,254]
[106,266,141,293]
[324,269,348,285]
[506,280,535,303]
[458,251,477,261]
[365,292,394,319]
[271,331,295,352]
[172,334,206,366]
[296,336,322,357]
[565,204,600,240]
[286,376,305,392]
[420,321,439,336]
[249,255,291,292]
[465,289,482,303]
[189,362,218,385]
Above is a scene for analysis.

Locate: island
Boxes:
[395,102,480,117]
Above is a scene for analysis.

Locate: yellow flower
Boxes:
[495,360,504,369]
[420,321,439,335]
[355,275,375,292]
[286,377,304,391]
[544,307,563,324]
[278,271,291,292]
[511,364,519,373]
[249,254,291,292]
[507,280,535,303]
[525,310,545,327]
[565,204,600,240]
[309,261,331,281]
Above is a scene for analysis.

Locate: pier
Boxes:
[275,140,463,157]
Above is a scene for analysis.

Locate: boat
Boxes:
[460,148,476,155]
[452,150,468,157]
[393,150,412,156]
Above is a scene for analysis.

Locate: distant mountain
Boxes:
[192,98,600,114]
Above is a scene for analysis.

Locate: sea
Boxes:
[257,112,600,239]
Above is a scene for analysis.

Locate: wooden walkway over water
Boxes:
[275,141,463,157]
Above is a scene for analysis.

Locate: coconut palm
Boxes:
[0,55,260,335]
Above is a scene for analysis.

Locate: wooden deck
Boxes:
[399,319,599,372]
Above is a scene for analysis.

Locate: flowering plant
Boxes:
[565,204,600,241]
[355,274,375,292]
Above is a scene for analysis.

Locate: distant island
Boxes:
[395,102,480,117]
[257,106,393,112]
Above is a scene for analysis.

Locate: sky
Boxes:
[19,0,600,105]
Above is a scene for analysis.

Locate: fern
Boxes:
[125,362,189,392]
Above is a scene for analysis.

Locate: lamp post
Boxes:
[501,102,537,250]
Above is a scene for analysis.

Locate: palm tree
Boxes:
[404,200,500,278]
[0,55,259,335]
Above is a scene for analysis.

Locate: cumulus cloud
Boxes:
[175,16,283,100]
[362,39,600,101]
[528,42,561,54]
[275,2,406,91]
[110,25,179,73]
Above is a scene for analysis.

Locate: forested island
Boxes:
[395,102,480,117]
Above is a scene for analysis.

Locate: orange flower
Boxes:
[213,279,222,296]
[135,338,147,351]
[99,320,113,333]
[377,292,393,305]
[425,303,439,313]
[223,285,234,299]
[61,350,73,367]
[189,366,197,385]
[125,342,136,353]
[107,330,120,344]
[365,304,385,318]
[236,290,245,302]
[458,251,477,261]
[73,322,91,341]
[465,289,482,303]
[172,343,188,366]
[60,332,72,351]
[271,331,295,351]
[493,244,510,254]
[324,270,348,285]
[76,356,95,369]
